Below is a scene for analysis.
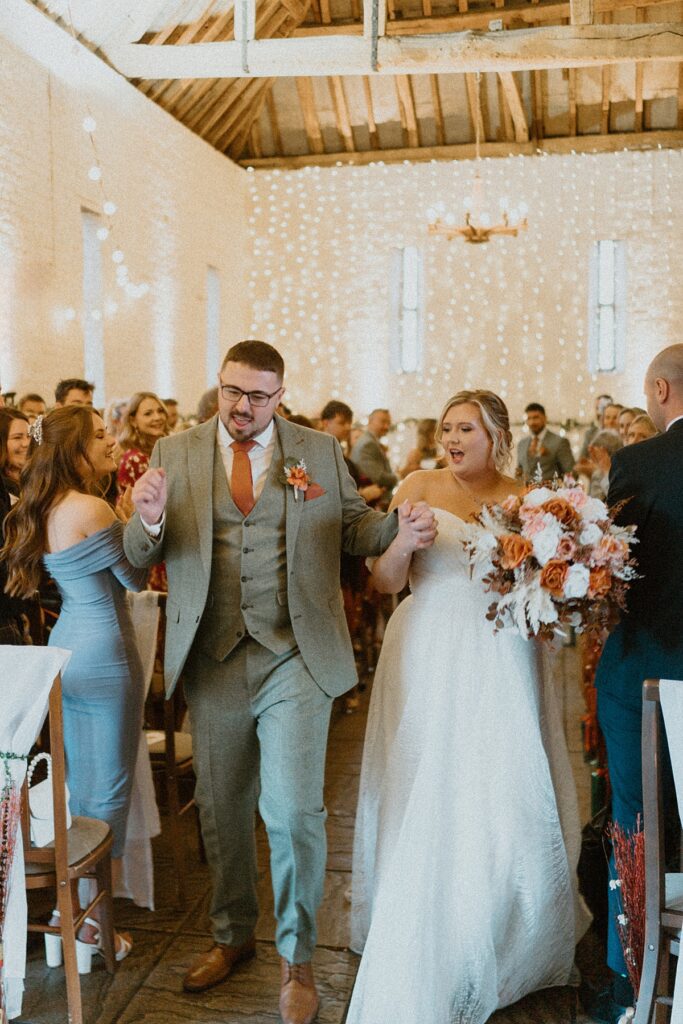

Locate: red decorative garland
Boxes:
[610,817,645,995]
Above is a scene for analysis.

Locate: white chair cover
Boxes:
[116,592,161,910]
[0,645,72,1021]
[657,678,683,1024]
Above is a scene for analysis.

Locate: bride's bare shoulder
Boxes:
[390,468,442,509]
[500,473,524,497]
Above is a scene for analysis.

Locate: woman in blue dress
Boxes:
[4,406,148,969]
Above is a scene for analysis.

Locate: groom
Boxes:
[124,340,435,1024]
[586,344,683,1023]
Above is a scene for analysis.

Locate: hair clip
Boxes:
[28,414,44,446]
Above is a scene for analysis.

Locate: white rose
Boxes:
[521,487,555,509]
[579,523,603,546]
[531,515,563,566]
[582,497,608,523]
[563,563,590,599]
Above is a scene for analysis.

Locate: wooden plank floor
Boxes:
[20,644,605,1024]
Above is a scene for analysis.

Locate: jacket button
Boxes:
[235,630,243,638]
[243,547,251,554]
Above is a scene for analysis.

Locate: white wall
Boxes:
[244,150,683,428]
[0,3,251,410]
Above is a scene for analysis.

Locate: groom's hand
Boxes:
[397,500,438,550]
[132,467,167,526]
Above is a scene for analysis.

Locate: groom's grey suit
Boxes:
[124,413,398,962]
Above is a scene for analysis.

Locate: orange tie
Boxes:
[230,440,257,517]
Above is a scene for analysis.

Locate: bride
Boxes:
[348,389,590,1024]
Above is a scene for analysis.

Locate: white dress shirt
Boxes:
[142,417,277,534]
[667,414,683,431]
[216,415,276,501]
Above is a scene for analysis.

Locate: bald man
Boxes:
[583,345,683,1024]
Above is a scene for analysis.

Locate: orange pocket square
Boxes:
[304,483,326,501]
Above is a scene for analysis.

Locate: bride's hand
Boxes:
[397,500,438,552]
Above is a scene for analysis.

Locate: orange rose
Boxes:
[286,466,309,491]
[540,559,569,597]
[539,497,579,529]
[499,534,533,570]
[589,567,612,598]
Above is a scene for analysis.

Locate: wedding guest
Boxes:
[288,414,315,429]
[585,344,683,1024]
[579,394,613,459]
[197,386,219,423]
[626,413,658,445]
[350,409,398,503]
[104,398,129,441]
[17,393,47,423]
[2,406,148,967]
[399,418,443,478]
[54,378,94,408]
[123,340,414,1024]
[0,409,31,501]
[587,429,623,500]
[0,472,28,645]
[601,403,623,433]
[617,407,647,443]
[516,402,574,482]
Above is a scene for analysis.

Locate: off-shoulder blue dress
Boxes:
[44,521,148,858]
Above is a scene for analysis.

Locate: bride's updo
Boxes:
[436,389,513,471]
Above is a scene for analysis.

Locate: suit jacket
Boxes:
[123,414,398,698]
[595,419,683,707]
[516,429,575,482]
[350,431,398,491]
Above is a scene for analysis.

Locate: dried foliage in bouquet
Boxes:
[462,476,639,641]
[609,818,645,996]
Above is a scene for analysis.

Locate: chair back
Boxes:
[642,680,667,924]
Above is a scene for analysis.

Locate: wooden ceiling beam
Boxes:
[228,83,275,158]
[195,78,264,138]
[291,0,676,36]
[570,0,594,25]
[395,74,420,148]
[296,77,326,153]
[531,68,545,139]
[634,7,646,132]
[600,11,612,134]
[152,8,235,112]
[464,73,486,142]
[139,0,217,100]
[363,76,381,148]
[430,74,445,145]
[216,79,276,150]
[498,71,529,141]
[265,87,284,151]
[108,23,683,79]
[329,75,356,151]
[497,73,514,139]
[568,66,578,133]
[678,61,683,129]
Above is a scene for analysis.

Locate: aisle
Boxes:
[21,646,598,1024]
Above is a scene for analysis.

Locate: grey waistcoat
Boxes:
[193,435,296,662]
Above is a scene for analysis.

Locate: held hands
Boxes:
[132,468,167,525]
[396,500,438,555]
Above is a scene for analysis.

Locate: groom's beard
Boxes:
[226,410,272,442]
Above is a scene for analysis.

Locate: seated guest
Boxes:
[350,409,398,505]
[626,413,658,445]
[579,393,613,459]
[17,392,47,423]
[0,408,30,501]
[399,418,443,478]
[162,398,183,433]
[516,402,575,482]
[587,429,623,500]
[54,378,94,408]
[3,406,148,965]
[197,386,219,423]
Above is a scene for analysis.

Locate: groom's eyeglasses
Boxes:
[219,383,282,408]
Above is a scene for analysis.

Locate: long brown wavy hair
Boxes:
[0,408,30,479]
[2,406,98,598]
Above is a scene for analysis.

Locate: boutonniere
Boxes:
[282,457,311,501]
[282,457,327,502]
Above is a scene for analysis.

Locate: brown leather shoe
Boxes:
[279,959,319,1024]
[182,937,256,993]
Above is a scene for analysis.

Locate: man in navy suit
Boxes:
[584,345,683,1023]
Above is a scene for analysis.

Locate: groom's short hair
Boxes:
[222,340,285,381]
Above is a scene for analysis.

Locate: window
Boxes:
[206,266,221,384]
[390,246,423,374]
[81,210,104,403]
[588,239,626,374]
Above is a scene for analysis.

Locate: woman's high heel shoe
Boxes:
[44,911,132,974]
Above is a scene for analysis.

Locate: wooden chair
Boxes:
[144,593,202,905]
[635,678,683,1024]
[23,672,117,1024]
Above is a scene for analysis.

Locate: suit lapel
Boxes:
[276,414,306,568]
[188,417,217,577]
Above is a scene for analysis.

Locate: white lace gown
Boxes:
[348,510,590,1024]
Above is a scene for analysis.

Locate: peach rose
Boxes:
[589,567,612,598]
[540,559,569,597]
[592,535,628,567]
[501,494,522,514]
[499,533,533,570]
[286,466,309,491]
[539,497,579,529]
[555,535,577,562]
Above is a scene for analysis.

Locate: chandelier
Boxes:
[426,73,529,244]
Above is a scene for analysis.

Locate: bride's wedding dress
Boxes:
[348,509,590,1024]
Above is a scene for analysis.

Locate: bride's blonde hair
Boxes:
[436,390,513,471]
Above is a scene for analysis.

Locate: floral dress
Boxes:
[117,447,167,592]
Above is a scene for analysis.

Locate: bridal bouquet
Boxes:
[463,478,639,641]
